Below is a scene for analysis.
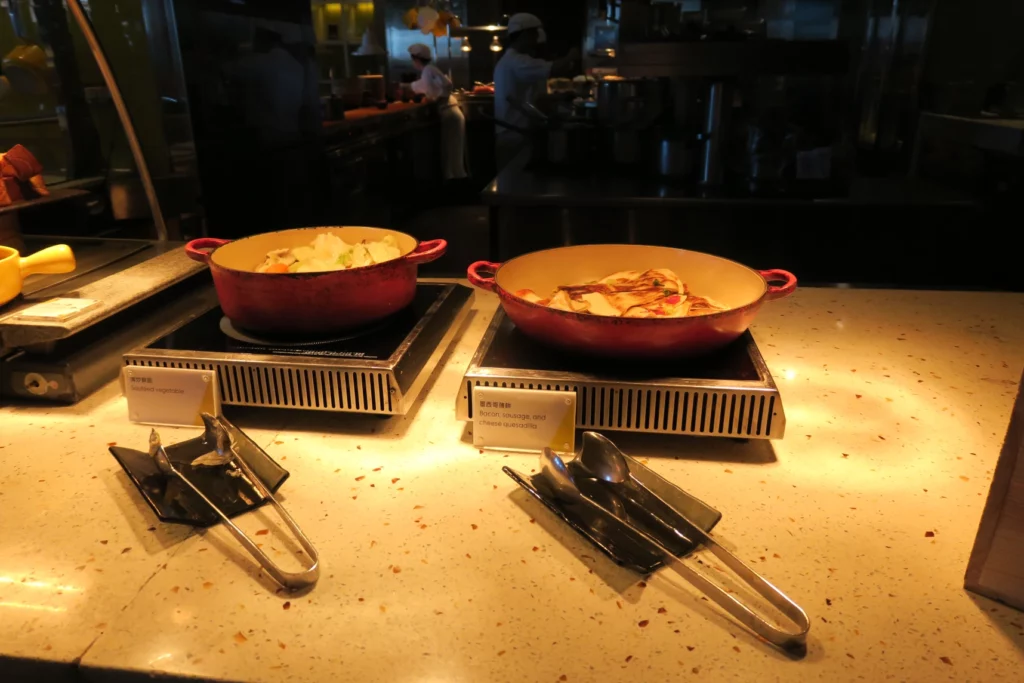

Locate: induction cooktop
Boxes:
[125,284,473,415]
[457,311,785,439]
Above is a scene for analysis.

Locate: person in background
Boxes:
[493,13,579,169]
[409,43,467,181]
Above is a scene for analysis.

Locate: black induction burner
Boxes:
[459,310,786,439]
[479,314,761,382]
[126,284,474,415]
[148,284,453,361]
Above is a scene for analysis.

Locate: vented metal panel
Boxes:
[458,312,786,440]
[123,283,473,415]
[125,358,395,414]
[464,380,780,438]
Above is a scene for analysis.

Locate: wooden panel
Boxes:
[965,369,1024,610]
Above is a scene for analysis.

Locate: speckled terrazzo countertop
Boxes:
[2,286,1023,683]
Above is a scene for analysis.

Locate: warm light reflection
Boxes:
[0,601,66,613]
[171,608,193,625]
[149,653,174,665]
[489,35,503,52]
[0,576,81,592]
[776,354,975,494]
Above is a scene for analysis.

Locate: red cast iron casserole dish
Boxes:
[468,244,795,359]
[186,226,446,335]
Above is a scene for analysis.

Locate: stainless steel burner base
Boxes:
[457,312,786,439]
[125,284,473,415]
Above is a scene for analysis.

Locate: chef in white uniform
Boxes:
[493,13,578,169]
[409,43,467,180]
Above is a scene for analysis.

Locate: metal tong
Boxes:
[542,435,809,649]
[149,414,320,590]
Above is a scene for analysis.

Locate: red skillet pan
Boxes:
[186,226,445,335]
[468,244,795,359]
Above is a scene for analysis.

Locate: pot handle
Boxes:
[406,239,447,265]
[19,244,76,278]
[185,238,231,264]
[467,261,501,293]
[760,269,797,301]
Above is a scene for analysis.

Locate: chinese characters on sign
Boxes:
[473,386,576,452]
[479,400,512,409]
[124,366,220,427]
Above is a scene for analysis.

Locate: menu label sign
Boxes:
[7,297,101,322]
[472,386,576,453]
[123,366,220,427]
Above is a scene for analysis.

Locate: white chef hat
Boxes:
[507,13,546,43]
[408,43,432,61]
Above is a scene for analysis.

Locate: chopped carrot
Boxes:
[264,263,290,274]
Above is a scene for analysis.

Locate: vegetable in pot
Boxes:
[256,233,402,274]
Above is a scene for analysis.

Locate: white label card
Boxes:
[11,298,101,322]
[123,366,221,427]
[472,386,576,453]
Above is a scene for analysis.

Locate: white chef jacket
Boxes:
[411,64,467,179]
[493,48,552,136]
[411,64,455,106]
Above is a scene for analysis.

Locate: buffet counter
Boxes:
[322,100,436,148]
[322,101,440,227]
[482,150,977,208]
[1,284,1023,682]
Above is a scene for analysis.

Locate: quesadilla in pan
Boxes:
[516,268,725,318]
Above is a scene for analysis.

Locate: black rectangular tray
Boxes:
[110,421,288,527]
[504,451,721,574]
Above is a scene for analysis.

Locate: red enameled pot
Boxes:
[468,244,796,359]
[186,226,446,335]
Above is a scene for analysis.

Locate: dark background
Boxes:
[1,0,1022,290]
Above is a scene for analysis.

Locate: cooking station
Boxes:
[126,283,472,415]
[2,0,1024,680]
[0,238,210,403]
[458,311,785,439]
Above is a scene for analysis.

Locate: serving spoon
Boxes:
[573,438,809,648]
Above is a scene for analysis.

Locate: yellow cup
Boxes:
[0,244,76,306]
